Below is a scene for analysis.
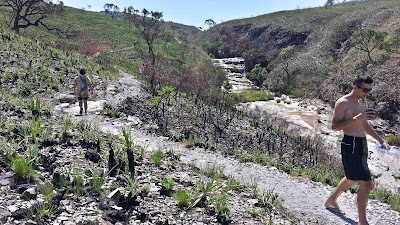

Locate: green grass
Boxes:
[151,149,164,166]
[73,174,84,197]
[92,169,104,193]
[161,177,174,190]
[386,136,400,146]
[11,154,36,179]
[173,189,191,207]
[231,90,274,102]
[124,173,141,196]
[225,175,242,191]
[41,183,55,203]
[214,192,230,218]
[201,164,225,179]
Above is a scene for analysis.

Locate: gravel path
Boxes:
[56,71,400,225]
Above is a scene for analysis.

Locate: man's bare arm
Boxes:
[73,79,77,95]
[363,121,390,148]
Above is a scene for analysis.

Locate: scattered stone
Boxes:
[85,150,101,163]
[21,187,37,200]
[0,178,11,186]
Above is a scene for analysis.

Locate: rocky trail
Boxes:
[53,71,400,224]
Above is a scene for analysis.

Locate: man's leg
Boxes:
[78,100,83,115]
[325,177,356,212]
[84,100,88,115]
[357,180,372,225]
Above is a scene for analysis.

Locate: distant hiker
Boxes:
[74,68,95,115]
[143,64,147,74]
[325,75,389,225]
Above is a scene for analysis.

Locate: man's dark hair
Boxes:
[80,68,86,75]
[353,74,373,86]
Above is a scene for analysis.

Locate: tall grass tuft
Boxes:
[174,189,191,207]
[152,149,163,166]
[11,154,36,179]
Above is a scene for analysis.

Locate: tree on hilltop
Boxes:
[104,3,119,19]
[204,19,216,29]
[325,0,335,7]
[123,6,135,27]
[0,0,64,34]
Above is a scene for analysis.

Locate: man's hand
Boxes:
[380,140,390,149]
[353,112,369,121]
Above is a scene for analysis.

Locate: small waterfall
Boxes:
[211,57,256,93]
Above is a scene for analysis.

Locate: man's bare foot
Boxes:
[324,201,345,215]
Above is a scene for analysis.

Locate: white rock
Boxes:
[7,205,18,213]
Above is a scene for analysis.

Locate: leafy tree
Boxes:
[123,6,135,26]
[247,64,268,87]
[130,8,164,64]
[0,0,64,34]
[125,7,164,94]
[204,19,216,28]
[104,3,119,19]
[325,0,335,7]
[277,45,295,78]
[344,29,388,63]
[380,28,400,55]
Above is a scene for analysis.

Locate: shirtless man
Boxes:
[325,75,390,225]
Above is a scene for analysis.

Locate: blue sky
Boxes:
[60,0,328,29]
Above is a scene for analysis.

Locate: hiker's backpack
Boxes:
[76,75,89,94]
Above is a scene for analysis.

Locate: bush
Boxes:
[246,64,268,87]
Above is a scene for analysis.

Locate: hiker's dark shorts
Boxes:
[77,97,88,101]
[341,134,371,181]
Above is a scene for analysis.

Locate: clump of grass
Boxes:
[151,149,163,166]
[370,188,391,202]
[161,177,174,191]
[73,174,84,197]
[122,128,133,149]
[214,192,231,219]
[174,189,191,207]
[259,189,281,213]
[250,181,259,198]
[124,172,141,196]
[225,175,242,191]
[35,203,58,219]
[40,182,55,203]
[201,164,224,179]
[11,154,36,179]
[183,138,194,148]
[244,207,261,218]
[25,203,58,220]
[92,169,104,193]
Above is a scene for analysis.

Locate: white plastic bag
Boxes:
[375,142,400,156]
